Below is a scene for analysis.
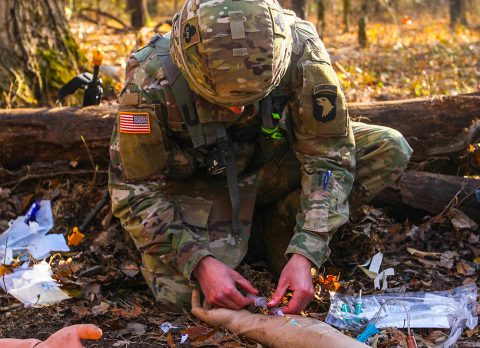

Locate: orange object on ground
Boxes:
[0,324,102,348]
[68,226,85,246]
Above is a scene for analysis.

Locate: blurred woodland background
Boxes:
[0,0,478,108]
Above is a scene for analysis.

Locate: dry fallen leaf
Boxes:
[407,247,441,258]
[456,261,476,276]
[466,326,479,338]
[111,304,143,318]
[125,322,146,335]
[120,261,140,277]
[438,251,457,269]
[71,304,90,318]
[167,332,176,348]
[413,257,438,268]
[423,330,448,347]
[447,208,478,230]
[463,277,477,285]
[92,301,110,315]
[181,326,217,343]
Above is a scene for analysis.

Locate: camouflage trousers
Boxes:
[139,122,412,311]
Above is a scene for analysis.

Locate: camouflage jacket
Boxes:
[109,14,355,280]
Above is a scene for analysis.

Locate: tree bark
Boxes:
[0,94,479,169]
[0,0,80,107]
[377,171,480,223]
[343,0,351,32]
[316,0,326,37]
[358,1,368,47]
[449,0,468,28]
[127,0,150,28]
[279,0,305,19]
[348,94,480,162]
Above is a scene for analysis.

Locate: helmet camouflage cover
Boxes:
[171,0,293,106]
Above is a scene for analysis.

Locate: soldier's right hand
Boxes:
[193,256,258,310]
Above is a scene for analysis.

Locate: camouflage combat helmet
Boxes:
[171,0,292,107]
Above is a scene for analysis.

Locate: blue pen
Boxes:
[25,200,40,223]
[323,170,331,190]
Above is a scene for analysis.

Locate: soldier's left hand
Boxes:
[267,254,315,314]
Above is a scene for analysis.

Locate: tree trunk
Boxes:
[358,1,368,47]
[279,0,305,19]
[0,94,479,169]
[127,0,150,28]
[377,171,480,223]
[449,0,468,28]
[0,0,80,108]
[343,0,351,32]
[316,0,326,37]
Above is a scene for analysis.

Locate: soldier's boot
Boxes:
[349,121,413,211]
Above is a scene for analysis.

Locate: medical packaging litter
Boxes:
[0,261,71,307]
[326,285,477,347]
[0,200,71,306]
[0,200,69,264]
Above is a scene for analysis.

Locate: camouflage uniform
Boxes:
[109,0,412,311]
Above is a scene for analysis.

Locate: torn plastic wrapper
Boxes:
[326,285,478,348]
[0,261,71,307]
[0,200,69,264]
[359,252,394,290]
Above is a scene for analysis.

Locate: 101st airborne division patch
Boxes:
[313,84,337,122]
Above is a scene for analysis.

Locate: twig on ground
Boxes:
[334,61,359,89]
[81,135,98,194]
[75,7,130,30]
[1,170,107,188]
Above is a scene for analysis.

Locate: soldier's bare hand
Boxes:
[193,256,258,310]
[268,254,315,314]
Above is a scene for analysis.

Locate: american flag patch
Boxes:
[119,112,151,134]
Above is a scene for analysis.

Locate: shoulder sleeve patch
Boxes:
[182,17,201,49]
[313,84,337,122]
[119,112,151,134]
[270,8,287,38]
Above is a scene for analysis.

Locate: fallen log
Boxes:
[376,170,480,223]
[0,105,115,169]
[0,94,479,169]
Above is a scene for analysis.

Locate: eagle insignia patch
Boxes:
[312,84,337,122]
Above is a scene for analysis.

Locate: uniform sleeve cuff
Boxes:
[285,232,330,269]
[177,249,213,280]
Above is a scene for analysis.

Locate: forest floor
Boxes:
[0,15,479,348]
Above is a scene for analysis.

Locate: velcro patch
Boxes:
[312,84,337,122]
[270,8,286,38]
[119,112,151,134]
[182,17,201,49]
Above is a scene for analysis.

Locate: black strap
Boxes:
[220,141,241,235]
[260,94,274,129]
[159,55,207,148]
[160,54,241,235]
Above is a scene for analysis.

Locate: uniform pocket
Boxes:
[298,62,348,137]
[118,106,168,180]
